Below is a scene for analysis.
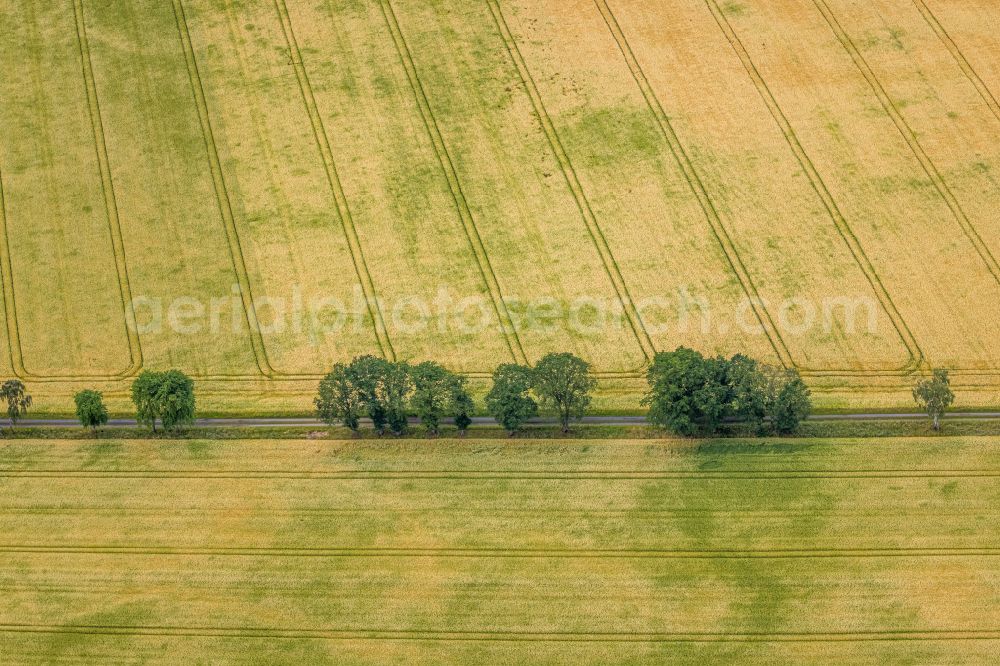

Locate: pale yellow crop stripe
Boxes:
[71,0,143,376]
[717,0,1000,370]
[0,0,132,377]
[80,0,262,377]
[596,0,915,372]
[1,437,999,663]
[502,0,779,366]
[810,0,1000,287]
[486,0,655,362]
[280,0,517,373]
[178,0,387,375]
[382,0,648,372]
[821,0,1000,277]
[918,0,1000,116]
[702,0,922,372]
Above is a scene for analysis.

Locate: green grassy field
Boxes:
[0,436,997,663]
[3,0,1000,414]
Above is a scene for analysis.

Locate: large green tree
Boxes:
[485,363,537,435]
[130,370,195,432]
[913,369,954,431]
[532,352,596,433]
[315,363,365,435]
[643,347,729,436]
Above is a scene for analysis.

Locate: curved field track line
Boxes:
[593,0,793,371]
[704,0,923,376]
[0,169,25,378]
[170,0,276,378]
[375,0,529,366]
[272,0,394,364]
[911,0,1000,124]
[811,0,1000,285]
[3,469,997,479]
[73,0,142,377]
[71,0,142,378]
[487,0,654,366]
[0,3,143,382]
[0,623,996,643]
[2,545,997,558]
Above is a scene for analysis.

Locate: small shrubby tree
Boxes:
[643,348,729,436]
[75,389,109,431]
[532,352,596,433]
[486,363,537,435]
[763,366,811,435]
[315,363,365,435]
[0,379,31,429]
[913,369,954,431]
[130,370,195,432]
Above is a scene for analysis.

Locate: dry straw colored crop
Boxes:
[0,436,998,662]
[1,0,999,413]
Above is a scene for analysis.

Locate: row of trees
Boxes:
[0,353,959,435]
[316,348,814,437]
[73,370,196,432]
[315,352,596,436]
[316,356,472,436]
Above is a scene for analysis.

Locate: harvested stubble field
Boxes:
[0,436,997,662]
[2,0,1000,414]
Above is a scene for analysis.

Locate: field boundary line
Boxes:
[704,0,922,374]
[911,0,1000,123]
[170,0,277,378]
[3,469,997,479]
[0,623,997,643]
[272,0,394,363]
[486,0,654,366]
[811,0,1000,285]
[3,545,997,559]
[375,0,528,365]
[593,0,793,370]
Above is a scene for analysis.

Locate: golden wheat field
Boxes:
[1,0,1000,414]
[1,436,999,663]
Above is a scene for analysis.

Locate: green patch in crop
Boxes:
[721,1,747,17]
[79,441,124,468]
[186,439,217,459]
[695,439,811,456]
[560,105,663,169]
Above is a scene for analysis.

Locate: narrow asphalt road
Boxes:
[3,413,1000,428]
